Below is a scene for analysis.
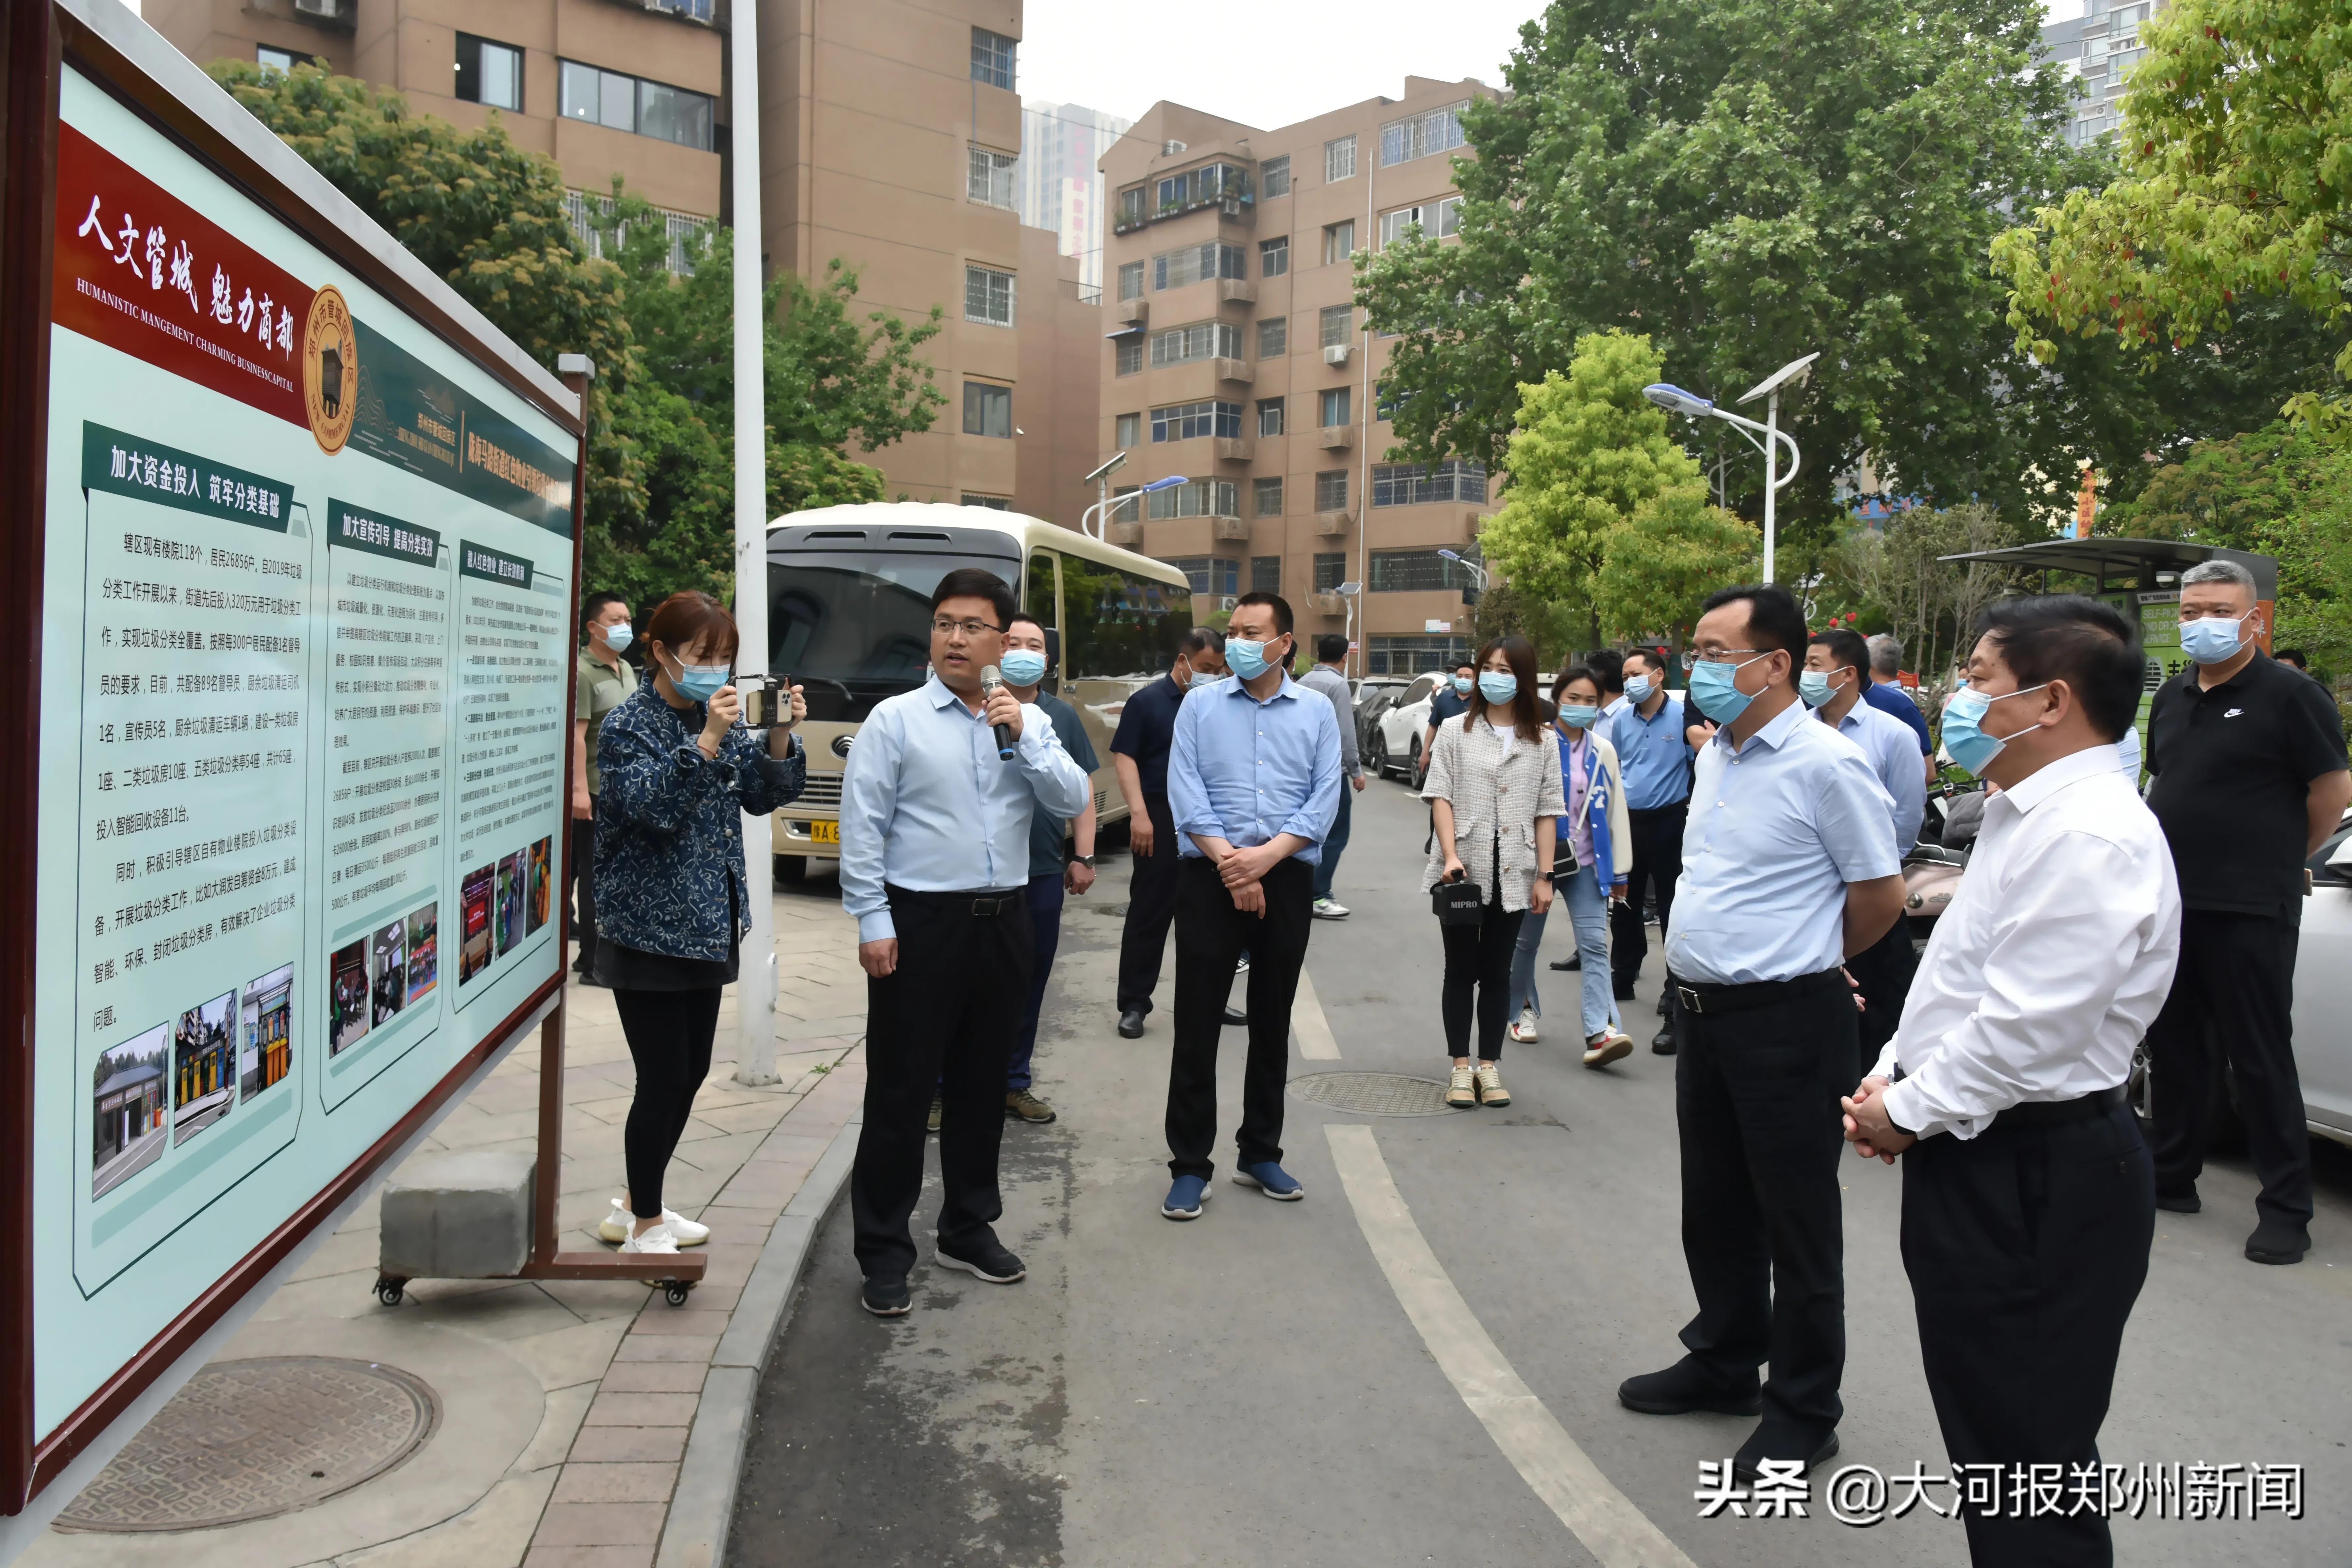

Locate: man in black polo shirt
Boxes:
[2144,559,2351,1265]
[1112,628,1224,1038]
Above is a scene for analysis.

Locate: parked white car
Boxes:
[2293,815,2352,1146]
[1367,672,1444,780]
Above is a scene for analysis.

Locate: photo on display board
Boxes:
[459,864,493,984]
[239,963,294,1101]
[527,836,551,935]
[91,1021,169,1200]
[371,919,406,1028]
[495,851,525,957]
[405,903,439,1006]
[172,989,237,1145]
[328,938,370,1055]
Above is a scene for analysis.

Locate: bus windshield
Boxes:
[768,549,1021,723]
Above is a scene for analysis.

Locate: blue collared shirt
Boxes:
[1169,674,1342,863]
[1865,678,1933,755]
[1831,697,1926,851]
[1666,699,1901,985]
[1605,694,1695,810]
[838,674,1092,942]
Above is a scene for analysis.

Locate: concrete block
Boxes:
[380,1149,536,1281]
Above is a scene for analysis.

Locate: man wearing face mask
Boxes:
[2142,558,2350,1265]
[572,591,638,983]
[1618,585,1904,1483]
[1599,648,1696,1048]
[1112,628,1225,1039]
[1422,662,1476,779]
[1804,627,1928,1066]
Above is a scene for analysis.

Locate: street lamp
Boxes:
[1081,471,1187,540]
[1644,351,1817,584]
[1436,548,1489,593]
[1334,580,1362,671]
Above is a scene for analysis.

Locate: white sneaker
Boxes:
[618,1221,678,1255]
[1312,897,1351,919]
[600,1198,709,1246]
[1508,1007,1539,1044]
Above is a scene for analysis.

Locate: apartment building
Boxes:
[2040,0,2165,147]
[1096,78,1495,676]
[1019,100,1132,300]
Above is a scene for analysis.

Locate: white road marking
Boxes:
[1325,1124,1698,1568]
[1292,967,1342,1059]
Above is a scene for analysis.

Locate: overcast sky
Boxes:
[1017,0,2080,132]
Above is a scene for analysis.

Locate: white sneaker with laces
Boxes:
[1508,1007,1539,1044]
[1311,897,1351,919]
[618,1221,678,1255]
[600,1198,709,1246]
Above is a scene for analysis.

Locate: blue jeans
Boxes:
[1510,861,1619,1040]
[1007,872,1065,1091]
[1313,784,1353,901]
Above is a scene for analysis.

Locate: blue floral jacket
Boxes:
[594,682,806,960]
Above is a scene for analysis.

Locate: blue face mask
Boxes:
[602,623,633,653]
[1798,669,1836,708]
[1557,703,1600,730]
[2177,614,2245,665]
[1941,683,2049,775]
[1452,675,1473,695]
[1477,671,1518,704]
[1623,674,1654,704]
[1688,653,1769,724]
[1227,637,1285,681]
[672,661,731,704]
[999,649,1049,687]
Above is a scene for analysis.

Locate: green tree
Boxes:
[1593,487,1760,648]
[1836,503,2019,683]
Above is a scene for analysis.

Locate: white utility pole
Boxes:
[731,5,777,1086]
[1641,351,1815,588]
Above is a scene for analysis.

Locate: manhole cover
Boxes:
[56,1357,440,1533]
[1289,1071,1460,1117]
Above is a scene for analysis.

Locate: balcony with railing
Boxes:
[1114,162,1255,236]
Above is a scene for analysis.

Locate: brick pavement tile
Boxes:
[532,1502,667,1547]
[599,1360,709,1393]
[524,1544,658,1568]
[586,1390,700,1425]
[548,1460,678,1504]
[612,1334,719,1363]
[681,1283,742,1314]
[569,1424,690,1463]
[625,1309,736,1337]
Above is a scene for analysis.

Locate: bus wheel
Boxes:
[774,855,808,883]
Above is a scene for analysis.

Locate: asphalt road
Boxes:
[732,773,2352,1567]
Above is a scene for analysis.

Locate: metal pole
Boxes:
[1762,388,1779,585]
[731,0,778,1087]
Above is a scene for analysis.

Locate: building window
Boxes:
[967,146,1018,208]
[1379,196,1463,248]
[1380,102,1470,167]
[1152,241,1247,291]
[1314,552,1347,591]
[1115,336,1143,376]
[1315,470,1349,511]
[963,381,1012,438]
[455,34,523,110]
[1319,305,1353,349]
[1323,221,1357,265]
[1109,484,1142,521]
[257,45,297,73]
[1372,461,1488,506]
[1151,400,1243,443]
[1117,261,1145,301]
[1258,317,1287,358]
[1325,134,1357,183]
[1152,162,1251,216]
[1165,556,1242,594]
[1117,185,1147,226]
[1252,556,1282,593]
[1319,387,1351,427]
[1261,154,1290,197]
[1115,412,1142,449]
[563,190,706,275]
[1150,483,1242,521]
[1149,320,1244,367]
[964,265,1016,327]
[1367,634,1469,674]
[961,494,1011,509]
[559,62,714,149]
[970,27,1017,90]
[1260,235,1289,277]
[1369,549,1475,592]
[1257,397,1285,437]
[1254,477,1285,517]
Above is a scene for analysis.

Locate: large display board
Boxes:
[4,14,584,1508]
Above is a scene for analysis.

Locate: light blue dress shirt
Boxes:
[1604,694,1695,810]
[838,674,1092,942]
[1831,697,1926,851]
[1169,674,1342,864]
[1666,699,1901,985]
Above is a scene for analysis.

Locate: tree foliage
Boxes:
[1835,503,2019,683]
[1594,487,1760,646]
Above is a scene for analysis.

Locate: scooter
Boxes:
[1902,775,1985,944]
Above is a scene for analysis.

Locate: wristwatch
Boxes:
[1069,854,1095,869]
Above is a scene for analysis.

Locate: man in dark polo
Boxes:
[2144,559,2350,1265]
[1112,627,1225,1039]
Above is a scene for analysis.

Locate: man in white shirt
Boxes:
[1844,595,2180,1567]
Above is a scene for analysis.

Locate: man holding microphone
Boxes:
[1844,596,2179,1566]
[838,569,1090,1317]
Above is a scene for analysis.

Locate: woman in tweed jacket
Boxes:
[1421,635,1563,1108]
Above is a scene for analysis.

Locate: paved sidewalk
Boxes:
[26,885,869,1568]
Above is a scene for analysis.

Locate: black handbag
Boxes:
[1431,871,1485,925]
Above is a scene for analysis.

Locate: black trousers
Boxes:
[1167,856,1312,1180]
[612,985,722,1218]
[1847,915,1919,1070]
[1672,972,1856,1438]
[2146,908,2312,1228]
[1442,896,1525,1060]
[852,886,1035,1279]
[1613,803,1688,996]
[1116,791,1180,1015]
[1905,1103,2153,1567]
[568,807,599,973]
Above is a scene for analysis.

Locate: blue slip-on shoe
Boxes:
[1161,1174,1210,1220]
[1232,1162,1304,1201]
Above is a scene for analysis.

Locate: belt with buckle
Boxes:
[884,883,1022,917]
[1669,967,1847,1017]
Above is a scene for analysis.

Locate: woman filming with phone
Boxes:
[591,591,806,1254]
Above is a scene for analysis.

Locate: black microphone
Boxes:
[979,665,1017,761]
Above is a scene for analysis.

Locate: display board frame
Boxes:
[0,0,594,1513]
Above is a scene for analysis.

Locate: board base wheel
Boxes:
[661,1281,692,1306]
[373,1276,407,1307]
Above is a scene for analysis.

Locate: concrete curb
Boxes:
[653,1116,860,1568]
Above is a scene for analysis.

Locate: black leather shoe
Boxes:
[2245,1219,2310,1265]
[1732,1426,1840,1483]
[1617,1358,1761,1417]
[1117,1009,1146,1039]
[2154,1188,2200,1214]
[1223,1006,1247,1026]
[937,1236,1027,1283]
[860,1276,911,1317]
[1549,954,1582,971]
[1652,1023,1678,1054]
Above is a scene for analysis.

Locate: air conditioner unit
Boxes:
[291,0,341,17]
[1323,344,1351,367]
[1218,595,1239,612]
[1162,139,1189,156]
[1221,197,1242,217]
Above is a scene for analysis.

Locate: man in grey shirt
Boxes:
[1296,634,1365,918]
